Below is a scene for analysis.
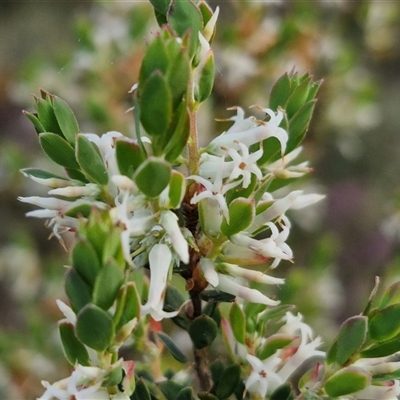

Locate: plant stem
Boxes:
[194,347,212,392]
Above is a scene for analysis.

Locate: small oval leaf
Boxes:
[65,268,92,312]
[52,95,80,146]
[156,332,187,363]
[59,321,90,366]
[76,134,109,185]
[39,132,79,169]
[134,157,171,198]
[72,238,101,288]
[76,303,114,351]
[189,315,218,349]
[92,258,125,311]
[229,302,246,345]
[324,366,371,398]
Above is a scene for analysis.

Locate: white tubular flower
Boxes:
[226,142,263,188]
[245,353,283,399]
[277,334,325,382]
[263,216,293,269]
[267,147,311,178]
[217,262,285,285]
[56,299,77,326]
[38,364,109,400]
[215,274,280,306]
[230,232,292,262]
[200,258,219,287]
[226,107,258,134]
[253,190,303,228]
[198,153,233,181]
[280,312,314,342]
[84,131,123,196]
[208,108,288,156]
[141,244,179,321]
[160,210,189,264]
[25,209,79,246]
[48,184,100,198]
[113,191,155,264]
[18,196,74,210]
[290,193,326,210]
[188,158,241,222]
[351,381,400,400]
[202,6,219,42]
[111,175,136,192]
[21,170,74,189]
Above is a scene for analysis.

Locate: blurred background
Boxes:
[1,1,400,398]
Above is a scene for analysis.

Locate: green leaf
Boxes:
[203,302,221,328]
[23,111,46,134]
[156,332,187,363]
[286,76,312,119]
[229,302,246,345]
[198,0,214,28]
[139,71,172,143]
[36,97,62,135]
[164,100,190,163]
[221,197,255,237]
[189,315,218,349]
[286,100,316,154]
[92,258,124,311]
[72,238,101,288]
[52,95,80,146]
[257,334,294,360]
[20,168,70,185]
[134,157,171,198]
[65,268,92,312]
[176,387,196,400]
[64,203,99,218]
[114,282,141,332]
[200,290,236,303]
[159,381,184,400]
[76,134,108,185]
[59,321,90,366]
[168,0,203,57]
[65,168,89,183]
[215,364,241,400]
[166,48,190,106]
[369,303,400,342]
[149,0,170,18]
[256,137,281,166]
[39,132,79,169]
[76,303,114,351]
[195,51,215,104]
[332,316,368,366]
[115,139,144,177]
[379,281,400,310]
[139,35,169,85]
[270,383,294,400]
[102,227,124,266]
[131,377,151,400]
[324,366,371,397]
[102,365,123,387]
[164,285,189,330]
[84,209,110,261]
[168,171,186,208]
[269,72,291,110]
[361,333,400,358]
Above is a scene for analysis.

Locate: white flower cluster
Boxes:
[244,312,325,398]
[188,107,324,305]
